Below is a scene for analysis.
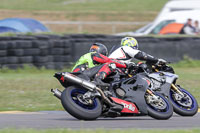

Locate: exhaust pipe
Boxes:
[51,88,62,99]
[63,72,96,91]
[62,72,116,107]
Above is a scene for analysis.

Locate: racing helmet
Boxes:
[121,37,139,49]
[89,43,108,56]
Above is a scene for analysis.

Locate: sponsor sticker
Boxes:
[121,102,135,112]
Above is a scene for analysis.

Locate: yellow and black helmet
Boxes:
[121,37,138,49]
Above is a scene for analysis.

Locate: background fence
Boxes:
[0,34,200,69]
[42,21,149,34]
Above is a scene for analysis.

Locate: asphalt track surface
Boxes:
[0,111,200,129]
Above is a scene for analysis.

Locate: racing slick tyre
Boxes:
[170,86,198,116]
[61,86,102,120]
[146,93,173,120]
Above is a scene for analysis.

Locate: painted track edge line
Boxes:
[0,111,44,114]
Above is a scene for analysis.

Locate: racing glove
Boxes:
[156,58,167,65]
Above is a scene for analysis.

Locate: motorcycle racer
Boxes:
[109,37,166,65]
[72,43,128,86]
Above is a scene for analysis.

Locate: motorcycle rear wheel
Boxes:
[170,86,198,116]
[146,93,173,120]
[61,86,102,120]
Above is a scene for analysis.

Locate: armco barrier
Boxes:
[0,34,200,69]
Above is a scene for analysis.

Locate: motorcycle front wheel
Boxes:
[146,92,173,120]
[170,86,198,116]
[61,86,102,120]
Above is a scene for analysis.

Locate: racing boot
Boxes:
[94,70,110,87]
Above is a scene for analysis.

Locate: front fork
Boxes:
[146,89,159,100]
[171,84,184,97]
[146,89,154,96]
[146,89,165,107]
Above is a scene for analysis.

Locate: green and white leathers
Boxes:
[72,52,97,71]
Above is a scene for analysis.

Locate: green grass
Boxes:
[0,61,200,111]
[172,56,200,68]
[0,0,167,12]
[172,67,200,103]
[0,129,200,133]
[0,66,71,111]
[0,72,63,111]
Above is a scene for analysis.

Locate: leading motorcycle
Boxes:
[133,62,199,116]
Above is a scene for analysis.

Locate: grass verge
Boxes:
[0,66,71,111]
[0,0,167,12]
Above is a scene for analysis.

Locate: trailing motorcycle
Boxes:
[134,62,199,116]
[51,69,173,120]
